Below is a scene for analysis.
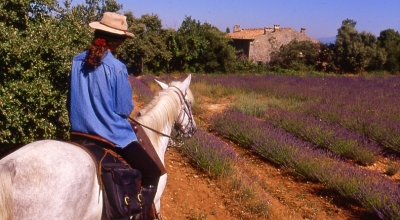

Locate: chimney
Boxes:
[301,28,306,34]
[274,24,280,32]
[233,25,241,33]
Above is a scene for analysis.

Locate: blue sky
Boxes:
[68,0,400,40]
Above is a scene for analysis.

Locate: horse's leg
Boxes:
[154,173,167,213]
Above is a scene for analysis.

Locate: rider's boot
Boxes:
[119,142,160,220]
[136,185,157,220]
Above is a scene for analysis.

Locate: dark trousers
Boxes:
[118,141,160,187]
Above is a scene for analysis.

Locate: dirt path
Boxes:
[160,147,237,219]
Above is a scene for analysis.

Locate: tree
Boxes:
[118,12,172,74]
[72,0,122,24]
[316,42,336,72]
[0,0,116,147]
[378,29,400,74]
[169,16,236,73]
[333,19,386,73]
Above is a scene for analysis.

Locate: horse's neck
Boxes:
[136,91,180,160]
[143,123,171,162]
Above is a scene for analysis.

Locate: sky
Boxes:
[69,0,400,40]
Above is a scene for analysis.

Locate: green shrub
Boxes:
[0,1,92,147]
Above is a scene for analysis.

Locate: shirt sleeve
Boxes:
[114,67,134,118]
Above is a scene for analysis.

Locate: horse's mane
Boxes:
[135,80,194,145]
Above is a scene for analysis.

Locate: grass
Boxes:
[385,155,400,176]
[188,210,208,220]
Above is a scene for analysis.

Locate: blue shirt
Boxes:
[68,51,137,147]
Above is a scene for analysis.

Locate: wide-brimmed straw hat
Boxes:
[89,12,134,38]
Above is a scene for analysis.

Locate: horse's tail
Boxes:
[0,160,15,220]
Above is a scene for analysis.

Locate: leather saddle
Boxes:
[70,120,167,176]
[69,122,166,220]
[68,137,142,219]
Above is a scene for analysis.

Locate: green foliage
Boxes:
[269,40,320,71]
[232,92,269,118]
[333,19,387,73]
[119,15,237,74]
[118,12,172,74]
[231,58,269,73]
[316,42,336,72]
[169,16,236,73]
[0,0,112,146]
[266,19,397,74]
[385,155,399,176]
[377,29,400,74]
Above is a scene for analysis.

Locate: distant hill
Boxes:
[318,36,336,44]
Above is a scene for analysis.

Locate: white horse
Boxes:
[0,74,196,220]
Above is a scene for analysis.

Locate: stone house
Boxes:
[228,24,320,63]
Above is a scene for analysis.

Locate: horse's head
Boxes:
[155,75,196,138]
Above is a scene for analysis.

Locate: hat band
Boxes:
[99,21,128,32]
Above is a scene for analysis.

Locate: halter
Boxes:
[129,85,195,147]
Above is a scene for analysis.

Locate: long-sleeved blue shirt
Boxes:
[68,51,137,147]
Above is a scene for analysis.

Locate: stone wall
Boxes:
[248,28,319,63]
[229,25,319,63]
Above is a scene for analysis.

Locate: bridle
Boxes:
[128,86,195,147]
[170,86,195,137]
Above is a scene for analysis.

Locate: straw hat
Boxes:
[89,12,134,38]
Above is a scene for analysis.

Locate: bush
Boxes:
[269,40,320,71]
[0,1,92,147]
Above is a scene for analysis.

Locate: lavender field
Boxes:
[132,74,400,219]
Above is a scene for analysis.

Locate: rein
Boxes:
[129,117,183,148]
[129,117,178,140]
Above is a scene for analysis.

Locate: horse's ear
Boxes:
[155,79,169,90]
[179,74,191,93]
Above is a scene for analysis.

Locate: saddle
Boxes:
[70,124,166,220]
[69,138,143,220]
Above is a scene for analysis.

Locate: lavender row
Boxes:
[303,102,400,154]
[267,108,381,166]
[128,75,154,103]
[211,109,400,219]
[182,128,271,215]
[182,128,238,177]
